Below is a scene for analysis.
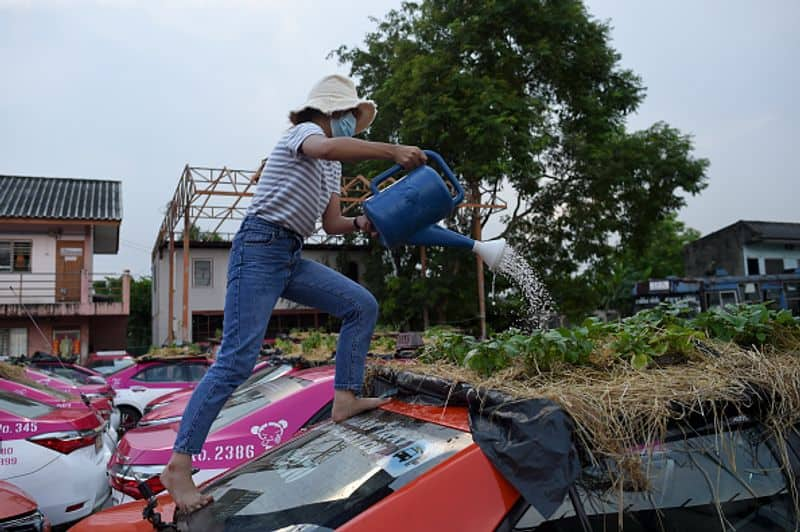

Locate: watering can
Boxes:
[363,150,508,271]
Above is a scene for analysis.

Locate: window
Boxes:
[132,365,175,382]
[0,328,28,357]
[719,290,739,306]
[0,241,32,272]
[193,259,213,287]
[175,362,209,382]
[765,258,785,274]
[746,258,760,275]
[0,391,54,419]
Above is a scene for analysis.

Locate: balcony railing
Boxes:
[0,271,130,316]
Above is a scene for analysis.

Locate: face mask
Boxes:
[330,112,357,137]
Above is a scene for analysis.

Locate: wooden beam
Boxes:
[182,205,191,343]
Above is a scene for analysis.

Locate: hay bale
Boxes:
[366,341,800,496]
[0,362,74,400]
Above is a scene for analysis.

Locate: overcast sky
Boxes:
[1,0,797,277]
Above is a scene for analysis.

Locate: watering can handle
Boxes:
[369,150,465,207]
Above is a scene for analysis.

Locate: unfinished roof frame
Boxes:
[153,164,506,344]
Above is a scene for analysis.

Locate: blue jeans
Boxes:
[173,216,379,455]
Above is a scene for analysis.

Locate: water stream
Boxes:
[496,246,554,330]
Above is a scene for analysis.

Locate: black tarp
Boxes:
[368,367,581,518]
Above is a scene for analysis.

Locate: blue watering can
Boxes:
[363,150,508,271]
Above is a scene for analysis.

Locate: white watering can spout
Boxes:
[472,238,508,272]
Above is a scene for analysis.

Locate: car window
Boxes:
[197,408,473,530]
[208,376,309,433]
[301,401,333,429]
[0,391,54,419]
[509,425,794,531]
[29,369,79,386]
[94,359,135,375]
[183,362,209,382]
[132,365,174,382]
[39,366,90,384]
[239,364,293,389]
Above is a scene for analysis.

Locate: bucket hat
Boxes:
[291,74,377,134]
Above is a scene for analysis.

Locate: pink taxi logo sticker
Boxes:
[251,419,288,449]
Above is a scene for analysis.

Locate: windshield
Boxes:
[94,359,135,375]
[208,376,309,433]
[0,390,55,419]
[238,364,293,389]
[38,366,92,384]
[193,408,472,530]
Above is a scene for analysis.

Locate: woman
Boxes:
[161,74,427,512]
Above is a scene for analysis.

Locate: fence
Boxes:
[0,271,129,305]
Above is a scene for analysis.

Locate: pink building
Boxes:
[0,175,129,361]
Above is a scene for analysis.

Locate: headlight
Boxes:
[0,509,49,531]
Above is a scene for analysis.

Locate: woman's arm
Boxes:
[301,136,426,169]
[321,193,372,235]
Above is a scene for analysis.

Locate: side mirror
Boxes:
[88,375,107,385]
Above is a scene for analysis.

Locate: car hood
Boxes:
[0,480,38,519]
[70,494,175,532]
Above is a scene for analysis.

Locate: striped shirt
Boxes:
[247,123,341,237]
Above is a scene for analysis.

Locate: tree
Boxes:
[589,214,701,315]
[127,276,152,353]
[335,0,709,323]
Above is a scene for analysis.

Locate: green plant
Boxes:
[275,337,295,355]
[690,303,798,346]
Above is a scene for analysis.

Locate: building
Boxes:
[633,220,800,315]
[0,175,130,360]
[151,239,369,345]
[684,220,800,277]
[150,165,372,347]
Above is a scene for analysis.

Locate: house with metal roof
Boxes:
[684,220,800,277]
[0,175,130,360]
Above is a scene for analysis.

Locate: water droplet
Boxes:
[497,246,555,330]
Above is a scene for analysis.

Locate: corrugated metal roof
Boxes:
[742,220,800,242]
[0,175,122,221]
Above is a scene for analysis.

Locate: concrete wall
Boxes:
[741,243,800,274]
[684,225,748,276]
[151,244,370,346]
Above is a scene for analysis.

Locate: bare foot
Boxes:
[160,457,213,514]
[332,390,390,423]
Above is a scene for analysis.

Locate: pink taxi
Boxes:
[108,365,335,504]
[104,357,212,432]
[0,376,118,453]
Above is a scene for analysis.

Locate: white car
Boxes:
[0,390,110,526]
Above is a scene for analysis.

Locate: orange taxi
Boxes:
[69,398,797,531]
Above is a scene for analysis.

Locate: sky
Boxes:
[1,0,797,277]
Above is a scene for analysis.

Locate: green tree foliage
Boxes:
[334,0,709,324]
[127,276,152,352]
[589,213,702,315]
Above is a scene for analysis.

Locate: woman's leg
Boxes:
[282,258,386,422]
[162,225,294,511]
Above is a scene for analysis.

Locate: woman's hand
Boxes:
[392,145,427,169]
[355,215,378,238]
